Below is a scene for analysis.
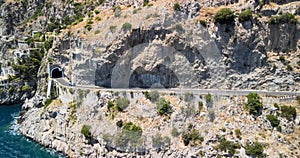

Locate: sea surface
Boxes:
[0,104,65,158]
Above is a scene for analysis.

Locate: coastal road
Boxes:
[54,78,300,97]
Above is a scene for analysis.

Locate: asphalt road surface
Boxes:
[54,78,300,97]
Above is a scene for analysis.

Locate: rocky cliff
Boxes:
[0,0,298,157]
[19,87,300,157]
[32,0,299,93]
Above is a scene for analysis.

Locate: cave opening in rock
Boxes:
[129,64,179,88]
[51,67,63,78]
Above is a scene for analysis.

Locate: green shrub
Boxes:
[235,129,242,139]
[157,98,173,115]
[109,25,117,33]
[44,98,53,109]
[152,133,171,151]
[279,55,285,62]
[104,122,143,150]
[94,9,100,14]
[133,8,139,14]
[269,12,297,24]
[68,101,78,125]
[115,97,129,111]
[198,101,203,112]
[94,29,101,34]
[296,96,300,105]
[95,17,101,21]
[171,127,180,137]
[173,2,181,11]
[266,114,280,128]
[246,92,263,115]
[143,0,149,6]
[182,129,204,146]
[238,9,252,22]
[144,90,160,102]
[21,85,30,91]
[286,64,293,71]
[116,120,123,127]
[214,8,235,24]
[205,93,212,103]
[217,137,241,155]
[199,20,207,27]
[84,24,92,31]
[81,125,92,139]
[121,22,132,31]
[280,105,296,121]
[274,103,280,109]
[122,122,142,135]
[245,142,266,157]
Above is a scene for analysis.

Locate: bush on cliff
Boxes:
[245,142,266,157]
[156,98,173,115]
[246,92,263,116]
[266,114,280,129]
[279,105,296,121]
[214,8,235,24]
[81,125,92,139]
[238,9,252,22]
[269,12,297,24]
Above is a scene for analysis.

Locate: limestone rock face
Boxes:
[19,88,300,158]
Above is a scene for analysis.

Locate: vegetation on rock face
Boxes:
[107,97,130,119]
[205,93,213,103]
[115,97,130,111]
[296,96,300,105]
[103,122,143,150]
[68,101,78,126]
[122,122,142,135]
[246,92,263,115]
[214,8,235,24]
[143,0,149,6]
[144,90,159,102]
[43,98,53,109]
[235,129,242,139]
[173,2,181,11]
[269,12,297,24]
[12,47,44,82]
[199,20,207,27]
[171,127,180,137]
[266,114,280,130]
[156,98,173,115]
[152,133,171,151]
[109,25,117,33]
[238,9,252,22]
[182,128,204,146]
[81,125,92,139]
[245,142,266,157]
[217,137,241,155]
[121,22,132,32]
[279,105,296,121]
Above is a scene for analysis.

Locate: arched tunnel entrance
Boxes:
[129,64,179,88]
[50,67,64,78]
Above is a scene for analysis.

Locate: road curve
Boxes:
[53,78,300,97]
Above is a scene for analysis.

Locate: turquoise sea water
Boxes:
[0,104,65,158]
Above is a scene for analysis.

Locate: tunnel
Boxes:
[51,67,63,78]
[129,64,179,88]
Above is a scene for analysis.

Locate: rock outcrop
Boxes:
[0,0,297,157]
[19,87,300,157]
